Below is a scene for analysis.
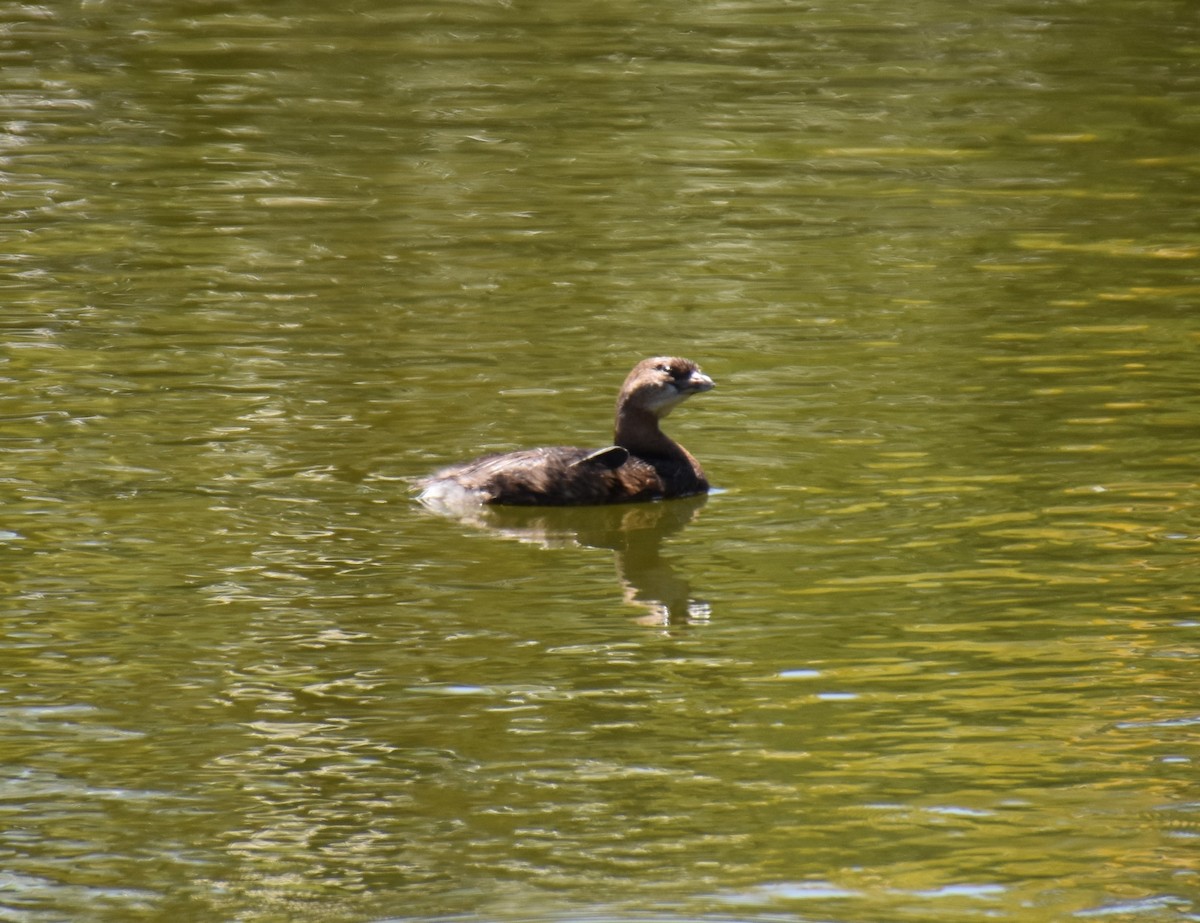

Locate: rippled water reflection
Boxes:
[2,0,1199,921]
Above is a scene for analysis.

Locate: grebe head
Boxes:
[620,356,714,418]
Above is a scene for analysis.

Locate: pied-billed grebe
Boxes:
[417,356,715,507]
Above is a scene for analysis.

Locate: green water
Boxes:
[2,1,1198,921]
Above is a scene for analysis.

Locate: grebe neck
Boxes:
[615,405,682,459]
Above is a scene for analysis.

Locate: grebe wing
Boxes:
[571,446,629,470]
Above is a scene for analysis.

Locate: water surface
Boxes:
[2,0,1198,921]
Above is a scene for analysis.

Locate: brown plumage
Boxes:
[417,356,715,508]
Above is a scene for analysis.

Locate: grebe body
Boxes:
[417,357,714,508]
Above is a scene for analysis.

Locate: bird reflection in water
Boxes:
[417,494,710,626]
